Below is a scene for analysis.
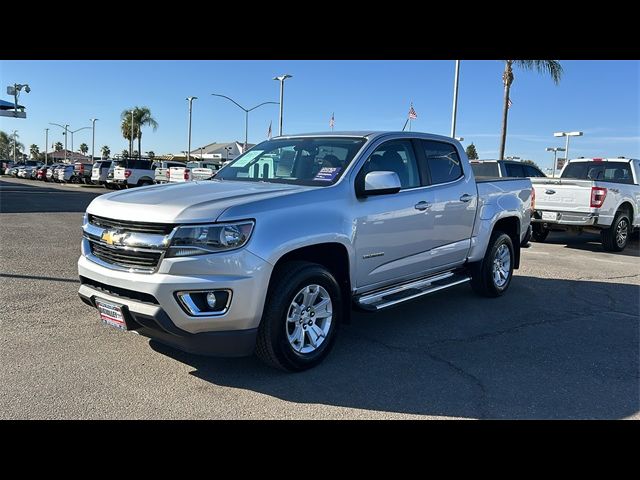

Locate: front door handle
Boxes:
[459,194,473,203]
[415,201,430,211]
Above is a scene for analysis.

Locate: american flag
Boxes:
[408,103,417,120]
[267,120,272,139]
[507,97,512,109]
[329,112,335,130]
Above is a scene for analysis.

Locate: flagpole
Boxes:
[402,118,409,131]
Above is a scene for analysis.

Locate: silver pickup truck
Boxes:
[78,131,532,371]
[531,157,640,251]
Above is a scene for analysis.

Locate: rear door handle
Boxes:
[415,201,430,211]
[460,194,473,203]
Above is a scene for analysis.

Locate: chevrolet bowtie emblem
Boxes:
[101,229,129,246]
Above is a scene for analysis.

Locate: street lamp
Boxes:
[90,118,98,163]
[49,123,69,162]
[199,146,205,160]
[44,128,49,165]
[450,60,461,138]
[211,93,278,153]
[130,110,135,159]
[7,83,30,117]
[224,146,233,161]
[186,96,197,163]
[273,74,292,136]
[545,146,566,178]
[12,130,18,164]
[553,131,583,168]
[68,126,92,159]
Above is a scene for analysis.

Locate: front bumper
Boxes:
[77,247,273,356]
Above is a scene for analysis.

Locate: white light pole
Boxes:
[546,146,566,178]
[553,131,583,169]
[49,123,69,162]
[90,118,98,164]
[450,60,461,138]
[130,110,135,159]
[273,74,292,136]
[211,94,278,152]
[44,128,49,165]
[12,130,18,164]
[68,126,91,160]
[186,96,197,163]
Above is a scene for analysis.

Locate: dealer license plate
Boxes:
[96,299,127,330]
[541,211,558,221]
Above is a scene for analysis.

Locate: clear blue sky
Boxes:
[1,60,638,170]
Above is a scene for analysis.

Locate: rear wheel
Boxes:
[256,261,341,372]
[601,211,630,252]
[531,223,549,242]
[470,231,514,297]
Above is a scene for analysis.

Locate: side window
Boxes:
[524,165,544,177]
[362,140,420,189]
[421,140,463,184]
[504,163,525,177]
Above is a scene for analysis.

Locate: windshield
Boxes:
[561,161,633,184]
[215,137,367,186]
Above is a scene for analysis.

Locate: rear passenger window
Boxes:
[524,165,545,177]
[504,163,525,177]
[420,140,463,184]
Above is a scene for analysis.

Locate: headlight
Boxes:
[166,221,254,257]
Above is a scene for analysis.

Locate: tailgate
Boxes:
[532,179,594,213]
[168,167,185,182]
[91,168,100,179]
[113,166,127,180]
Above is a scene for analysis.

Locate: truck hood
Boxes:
[87,180,309,223]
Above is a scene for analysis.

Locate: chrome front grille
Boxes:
[83,215,174,273]
[89,241,162,270]
[88,214,174,235]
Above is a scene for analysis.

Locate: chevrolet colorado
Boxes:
[78,131,532,371]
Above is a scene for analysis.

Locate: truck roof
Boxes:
[568,157,636,163]
[272,131,461,143]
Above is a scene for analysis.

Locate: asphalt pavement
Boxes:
[1,177,638,419]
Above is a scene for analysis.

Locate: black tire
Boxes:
[470,231,514,298]
[601,210,631,252]
[531,223,549,242]
[138,179,153,187]
[256,261,342,372]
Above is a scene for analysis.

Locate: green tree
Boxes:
[465,143,479,160]
[101,145,111,159]
[121,106,158,160]
[0,131,12,159]
[147,150,155,159]
[54,142,63,151]
[522,159,541,170]
[499,60,563,160]
[79,143,89,156]
[121,149,129,159]
[30,144,40,159]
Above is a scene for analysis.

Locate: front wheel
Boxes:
[256,261,341,372]
[470,231,514,298]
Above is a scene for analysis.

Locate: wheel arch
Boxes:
[492,216,521,269]
[268,243,352,323]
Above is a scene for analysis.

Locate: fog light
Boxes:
[206,292,217,309]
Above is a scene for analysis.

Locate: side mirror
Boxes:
[358,171,402,197]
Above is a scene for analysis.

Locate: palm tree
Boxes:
[498,60,563,160]
[54,142,63,151]
[121,106,158,160]
[121,149,129,159]
[101,145,111,159]
[80,143,89,157]
[30,144,40,159]
[147,150,155,159]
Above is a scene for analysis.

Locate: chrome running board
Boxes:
[355,271,471,311]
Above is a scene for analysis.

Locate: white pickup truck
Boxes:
[168,161,220,183]
[531,157,640,251]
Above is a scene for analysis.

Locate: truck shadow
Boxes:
[541,231,640,257]
[149,275,639,419]
[0,179,102,213]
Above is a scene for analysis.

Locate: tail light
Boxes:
[124,169,132,178]
[590,186,607,208]
[184,168,190,180]
[531,187,536,211]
